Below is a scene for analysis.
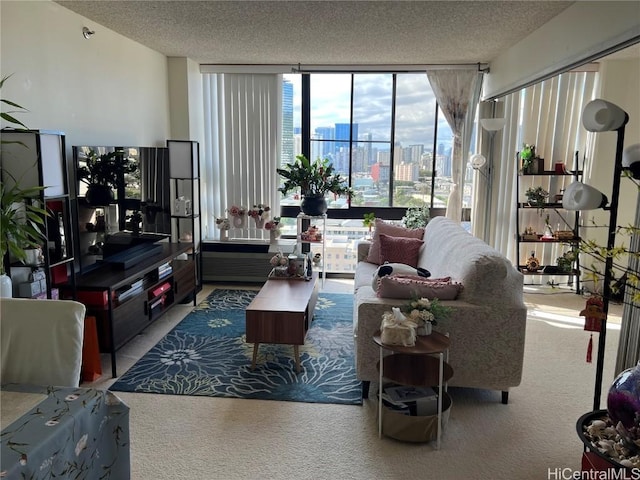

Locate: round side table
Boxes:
[373,330,453,448]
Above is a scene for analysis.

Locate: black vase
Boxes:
[85,184,114,206]
[300,195,328,216]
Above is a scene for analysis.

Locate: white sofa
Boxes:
[1,298,86,387]
[353,216,527,403]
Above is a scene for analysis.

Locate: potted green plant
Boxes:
[77,148,136,206]
[401,205,430,229]
[1,173,48,272]
[363,212,375,233]
[525,186,549,210]
[0,75,48,296]
[277,154,352,216]
[556,250,577,273]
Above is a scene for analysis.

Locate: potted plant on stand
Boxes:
[277,154,352,216]
[0,74,49,297]
[0,173,48,297]
[77,148,136,206]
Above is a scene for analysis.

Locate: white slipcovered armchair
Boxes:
[1,298,86,387]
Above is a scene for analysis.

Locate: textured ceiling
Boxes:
[55,1,575,65]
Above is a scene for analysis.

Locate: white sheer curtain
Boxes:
[477,71,597,264]
[426,69,484,222]
[202,73,281,240]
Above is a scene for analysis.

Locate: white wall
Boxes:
[0,1,171,157]
[484,1,640,99]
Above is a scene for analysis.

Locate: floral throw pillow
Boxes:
[365,219,424,265]
[376,275,463,300]
[378,234,424,267]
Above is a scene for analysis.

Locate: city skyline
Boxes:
[284,73,454,149]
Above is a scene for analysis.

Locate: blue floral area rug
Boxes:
[109,289,362,405]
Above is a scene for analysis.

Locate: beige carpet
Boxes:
[90,283,623,479]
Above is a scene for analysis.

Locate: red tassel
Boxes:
[586,334,593,363]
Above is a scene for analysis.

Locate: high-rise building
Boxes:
[314,126,335,159]
[335,123,358,153]
[282,80,294,165]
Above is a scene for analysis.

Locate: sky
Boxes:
[284,73,453,151]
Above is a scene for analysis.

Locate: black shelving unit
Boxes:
[516,160,582,294]
[167,140,202,297]
[1,129,76,299]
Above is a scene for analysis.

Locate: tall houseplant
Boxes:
[0,74,48,296]
[277,154,352,215]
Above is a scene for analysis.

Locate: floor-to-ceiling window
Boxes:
[281,72,459,213]
[203,70,477,274]
[276,72,473,273]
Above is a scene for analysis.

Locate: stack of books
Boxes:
[115,278,144,303]
[158,262,172,280]
[380,385,438,416]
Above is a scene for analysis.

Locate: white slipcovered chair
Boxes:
[1,298,86,387]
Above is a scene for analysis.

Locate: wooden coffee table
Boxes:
[245,272,319,373]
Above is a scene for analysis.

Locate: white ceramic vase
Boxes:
[418,322,432,336]
[0,274,13,298]
[220,229,229,241]
[269,230,279,244]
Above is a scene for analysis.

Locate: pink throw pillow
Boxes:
[365,219,424,265]
[376,275,463,300]
[378,234,423,267]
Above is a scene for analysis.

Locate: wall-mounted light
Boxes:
[82,27,95,39]
[469,153,486,170]
[475,116,506,242]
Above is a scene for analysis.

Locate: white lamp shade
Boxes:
[582,99,628,132]
[622,143,640,179]
[480,118,506,132]
[562,181,608,210]
[470,154,486,169]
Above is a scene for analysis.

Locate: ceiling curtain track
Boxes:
[201,73,281,240]
[426,69,484,222]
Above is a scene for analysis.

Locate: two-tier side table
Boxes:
[373,330,453,449]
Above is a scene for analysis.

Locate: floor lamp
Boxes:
[477,117,506,242]
[563,99,629,411]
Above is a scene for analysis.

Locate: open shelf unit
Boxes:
[516,161,582,293]
[1,129,76,299]
[296,213,326,287]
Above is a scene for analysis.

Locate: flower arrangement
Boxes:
[269,251,288,267]
[265,216,281,232]
[404,297,451,328]
[402,205,430,229]
[227,205,246,217]
[215,217,230,230]
[249,203,270,219]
